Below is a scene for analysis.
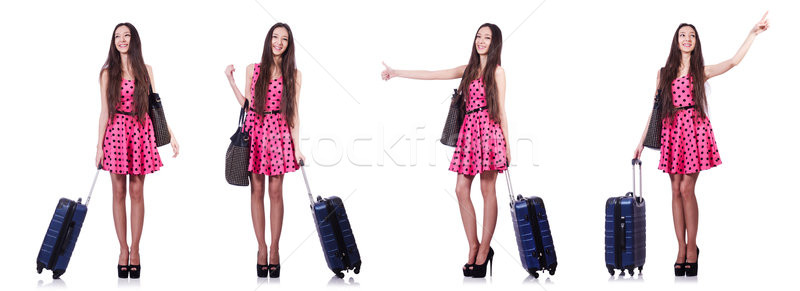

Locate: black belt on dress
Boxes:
[675,105,696,110]
[115,110,135,116]
[249,108,281,114]
[466,106,487,114]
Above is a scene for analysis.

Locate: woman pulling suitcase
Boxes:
[224,22,305,278]
[381,23,511,278]
[96,22,180,279]
[633,13,770,277]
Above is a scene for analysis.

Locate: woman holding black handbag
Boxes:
[634,13,769,277]
[95,22,180,279]
[381,23,510,278]
[224,22,305,278]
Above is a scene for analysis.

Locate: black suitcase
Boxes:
[36,168,100,279]
[604,159,646,276]
[506,170,558,278]
[299,161,362,278]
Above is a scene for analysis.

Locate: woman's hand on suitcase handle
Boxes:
[296,151,306,167]
[633,143,644,160]
[95,147,103,169]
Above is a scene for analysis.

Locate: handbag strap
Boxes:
[239,100,249,133]
[653,89,662,109]
[449,68,470,109]
[147,82,159,108]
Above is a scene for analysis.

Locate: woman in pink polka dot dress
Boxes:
[634,14,770,277]
[381,23,509,278]
[450,78,508,176]
[95,23,180,279]
[224,23,305,278]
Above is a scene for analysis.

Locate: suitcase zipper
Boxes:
[48,200,77,269]
[527,198,547,269]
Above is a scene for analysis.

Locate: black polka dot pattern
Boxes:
[246,63,299,176]
[102,79,162,175]
[659,75,722,174]
[448,79,508,175]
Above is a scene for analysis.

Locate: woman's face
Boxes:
[271,27,289,56]
[114,25,132,54]
[677,26,696,53]
[475,26,492,55]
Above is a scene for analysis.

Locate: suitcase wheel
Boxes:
[548,267,556,276]
[607,267,615,276]
[353,261,361,274]
[627,267,635,276]
[530,271,539,279]
[638,265,643,272]
[52,269,65,280]
[36,262,44,274]
[333,269,344,279]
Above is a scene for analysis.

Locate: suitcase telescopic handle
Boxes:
[84,164,102,207]
[504,170,515,204]
[631,159,643,200]
[298,159,315,205]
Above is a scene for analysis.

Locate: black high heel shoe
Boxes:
[463,263,473,277]
[129,265,141,279]
[684,247,699,277]
[256,264,269,278]
[256,251,269,278]
[674,261,685,276]
[463,251,478,277]
[471,247,494,278]
[117,265,129,278]
[268,264,281,278]
[674,249,686,276]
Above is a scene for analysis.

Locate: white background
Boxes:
[1,0,798,290]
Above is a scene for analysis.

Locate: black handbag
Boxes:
[148,85,170,147]
[226,100,251,186]
[441,88,465,147]
[643,90,662,149]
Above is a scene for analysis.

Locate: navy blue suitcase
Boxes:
[36,168,100,279]
[299,161,362,278]
[605,159,646,276]
[506,171,557,278]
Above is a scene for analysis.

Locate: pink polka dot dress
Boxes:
[449,79,508,175]
[102,79,163,175]
[245,63,299,176]
[658,75,722,174]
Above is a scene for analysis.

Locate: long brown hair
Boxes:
[458,23,503,123]
[254,23,297,128]
[658,23,707,121]
[101,22,151,123]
